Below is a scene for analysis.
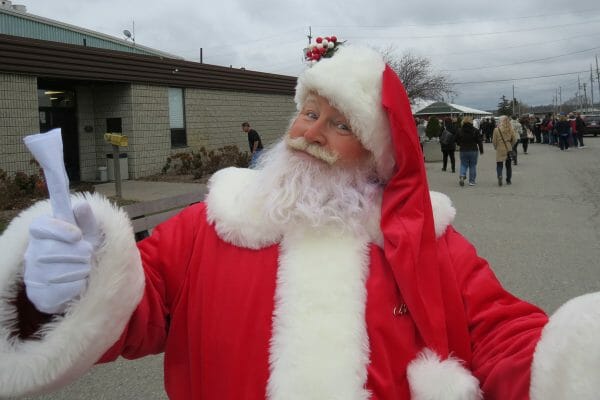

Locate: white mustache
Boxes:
[285,136,339,165]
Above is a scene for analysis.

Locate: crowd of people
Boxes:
[417,111,588,187]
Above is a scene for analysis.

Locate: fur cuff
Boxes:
[0,192,144,397]
[430,191,456,238]
[407,348,482,400]
[530,292,600,400]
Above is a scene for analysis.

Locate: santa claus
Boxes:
[1,44,599,400]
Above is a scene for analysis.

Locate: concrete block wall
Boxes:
[129,84,170,178]
[0,73,39,175]
[76,86,97,181]
[185,89,296,155]
[0,75,296,181]
[92,83,132,177]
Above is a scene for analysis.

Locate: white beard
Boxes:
[254,139,382,236]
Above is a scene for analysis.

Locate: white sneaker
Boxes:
[468,182,476,186]
[579,145,587,149]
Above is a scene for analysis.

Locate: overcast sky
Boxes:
[18,0,600,111]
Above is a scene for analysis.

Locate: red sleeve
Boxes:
[446,227,549,399]
[99,203,205,362]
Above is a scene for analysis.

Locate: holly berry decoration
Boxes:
[303,35,344,63]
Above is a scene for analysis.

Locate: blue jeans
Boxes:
[460,151,479,183]
[249,149,263,168]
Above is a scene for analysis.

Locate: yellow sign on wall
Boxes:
[104,133,128,147]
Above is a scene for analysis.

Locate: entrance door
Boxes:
[38,88,80,181]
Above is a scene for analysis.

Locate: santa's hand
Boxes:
[24,202,101,314]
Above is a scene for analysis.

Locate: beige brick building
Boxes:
[0,36,296,182]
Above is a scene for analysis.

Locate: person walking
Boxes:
[568,114,578,148]
[480,117,494,143]
[519,116,530,154]
[455,116,483,186]
[242,122,264,167]
[492,115,517,186]
[575,113,586,148]
[555,114,571,151]
[439,118,456,172]
[541,113,552,144]
[509,115,522,165]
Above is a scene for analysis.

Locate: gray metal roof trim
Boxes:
[0,34,297,94]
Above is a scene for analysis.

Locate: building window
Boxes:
[168,87,187,148]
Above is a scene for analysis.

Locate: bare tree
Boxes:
[381,46,455,103]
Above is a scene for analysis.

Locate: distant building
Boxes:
[0,5,296,181]
[413,101,492,120]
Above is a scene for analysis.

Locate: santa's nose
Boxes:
[303,119,327,145]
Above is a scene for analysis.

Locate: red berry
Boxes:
[330,36,337,43]
[314,53,321,60]
[316,37,323,44]
[306,51,312,57]
[320,47,327,54]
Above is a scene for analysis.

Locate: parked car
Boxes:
[583,115,600,136]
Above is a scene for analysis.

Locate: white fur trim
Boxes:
[206,167,283,249]
[206,168,456,250]
[0,192,144,397]
[430,191,456,237]
[407,348,482,400]
[295,46,394,180]
[267,226,371,400]
[530,292,600,400]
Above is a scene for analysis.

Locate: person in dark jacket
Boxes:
[555,114,571,151]
[455,116,484,186]
[439,118,456,172]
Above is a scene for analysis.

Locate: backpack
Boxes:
[440,129,453,145]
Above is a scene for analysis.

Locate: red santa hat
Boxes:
[296,44,451,358]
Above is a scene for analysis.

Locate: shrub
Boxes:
[161,145,250,179]
[426,116,441,139]
[0,164,48,211]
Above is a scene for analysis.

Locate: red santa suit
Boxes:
[1,45,600,400]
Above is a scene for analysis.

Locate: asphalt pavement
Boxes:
[20,138,600,400]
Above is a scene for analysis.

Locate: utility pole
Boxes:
[559,86,563,112]
[583,83,588,111]
[591,65,595,112]
[200,48,203,64]
[307,26,312,45]
[577,75,582,110]
[512,84,515,116]
[596,55,600,111]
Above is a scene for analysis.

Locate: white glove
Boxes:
[24,202,101,314]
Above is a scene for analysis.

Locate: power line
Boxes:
[454,69,589,85]
[315,7,600,28]
[341,18,600,40]
[428,32,600,57]
[200,27,304,52]
[443,45,600,72]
